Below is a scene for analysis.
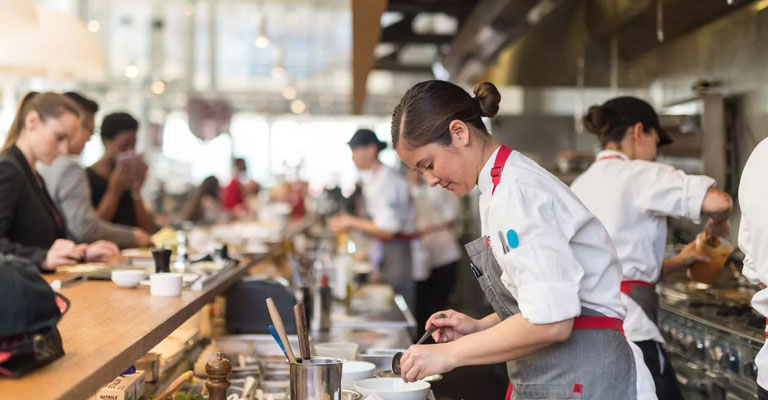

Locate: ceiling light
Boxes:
[87,19,100,33]
[151,80,166,94]
[124,64,139,79]
[290,100,306,114]
[253,35,270,48]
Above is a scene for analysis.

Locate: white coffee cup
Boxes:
[150,273,183,297]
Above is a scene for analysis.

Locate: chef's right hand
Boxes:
[426,310,482,343]
[43,239,82,271]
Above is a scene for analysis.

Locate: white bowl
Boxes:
[342,361,376,383]
[354,378,430,400]
[111,270,145,288]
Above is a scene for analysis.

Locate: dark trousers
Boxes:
[415,261,458,340]
[635,340,684,400]
[759,384,768,400]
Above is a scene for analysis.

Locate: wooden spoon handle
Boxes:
[294,303,311,360]
[266,298,298,363]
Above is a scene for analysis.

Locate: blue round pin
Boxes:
[506,229,519,249]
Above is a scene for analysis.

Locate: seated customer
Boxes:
[38,93,152,248]
[0,92,119,271]
[87,112,154,233]
[178,176,222,225]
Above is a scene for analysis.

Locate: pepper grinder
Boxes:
[205,352,231,400]
[152,246,172,273]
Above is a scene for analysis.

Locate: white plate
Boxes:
[354,378,430,400]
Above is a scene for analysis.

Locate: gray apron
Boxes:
[466,237,638,400]
[623,282,659,325]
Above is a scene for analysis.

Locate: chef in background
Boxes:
[571,96,732,400]
[329,129,419,309]
[738,137,768,400]
[406,167,462,338]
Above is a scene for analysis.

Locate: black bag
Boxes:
[0,255,70,377]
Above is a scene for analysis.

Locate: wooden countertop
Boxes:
[0,259,254,400]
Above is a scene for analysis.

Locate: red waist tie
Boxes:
[505,315,624,399]
[620,280,654,294]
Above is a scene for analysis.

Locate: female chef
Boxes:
[735,137,768,399]
[570,97,732,400]
[392,80,656,400]
[329,129,419,310]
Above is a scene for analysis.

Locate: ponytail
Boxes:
[2,92,80,152]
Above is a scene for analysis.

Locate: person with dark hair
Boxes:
[390,81,656,399]
[222,158,248,213]
[328,129,419,310]
[0,92,119,271]
[38,94,152,248]
[178,176,222,224]
[570,97,732,400]
[738,138,768,400]
[86,112,154,234]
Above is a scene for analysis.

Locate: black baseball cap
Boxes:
[602,97,673,146]
[347,129,387,151]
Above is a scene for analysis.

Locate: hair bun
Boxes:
[472,82,501,118]
[582,105,612,136]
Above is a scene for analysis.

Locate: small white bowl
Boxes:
[150,273,183,296]
[354,378,430,400]
[111,270,146,288]
[342,361,376,383]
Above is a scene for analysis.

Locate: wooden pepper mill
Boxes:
[205,352,231,400]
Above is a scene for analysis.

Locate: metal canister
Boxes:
[289,357,343,400]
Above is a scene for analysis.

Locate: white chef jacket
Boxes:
[410,183,462,281]
[571,150,715,343]
[738,138,768,389]
[479,147,657,399]
[360,162,418,273]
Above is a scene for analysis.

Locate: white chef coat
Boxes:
[360,162,418,274]
[571,150,715,343]
[479,147,656,399]
[410,183,462,281]
[738,137,768,389]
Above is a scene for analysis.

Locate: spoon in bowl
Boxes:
[392,313,447,376]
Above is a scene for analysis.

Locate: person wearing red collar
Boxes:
[329,129,419,311]
[393,81,656,399]
[570,97,732,400]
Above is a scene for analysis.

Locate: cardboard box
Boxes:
[94,370,145,400]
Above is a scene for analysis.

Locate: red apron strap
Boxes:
[620,280,654,294]
[597,155,625,161]
[505,382,513,400]
[572,316,624,336]
[765,318,767,339]
[491,145,513,195]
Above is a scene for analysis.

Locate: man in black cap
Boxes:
[329,129,419,312]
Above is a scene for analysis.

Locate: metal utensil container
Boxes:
[289,357,343,400]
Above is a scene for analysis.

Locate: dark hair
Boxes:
[582,105,630,147]
[2,92,81,152]
[100,112,138,141]
[391,80,500,148]
[582,96,671,147]
[199,176,220,199]
[64,92,99,114]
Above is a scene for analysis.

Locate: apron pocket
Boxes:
[510,383,582,399]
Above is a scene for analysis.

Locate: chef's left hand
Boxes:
[400,343,456,383]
